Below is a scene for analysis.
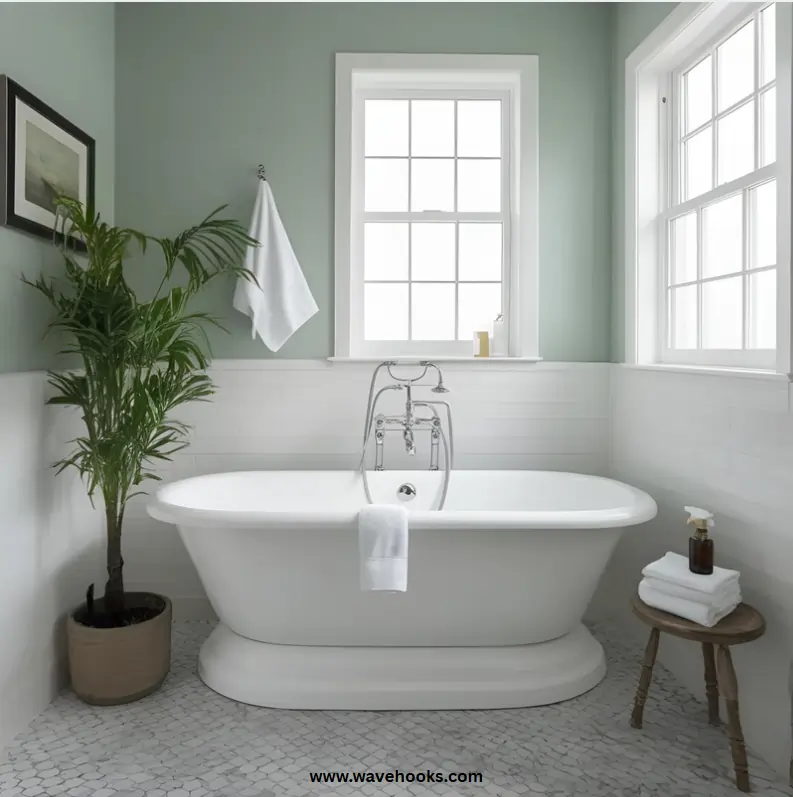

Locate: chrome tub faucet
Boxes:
[359,361,455,508]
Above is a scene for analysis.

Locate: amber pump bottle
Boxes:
[685,506,715,575]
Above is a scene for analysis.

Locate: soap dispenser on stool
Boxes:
[686,506,715,575]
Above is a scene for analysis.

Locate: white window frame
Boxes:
[334,53,539,360]
[625,2,792,374]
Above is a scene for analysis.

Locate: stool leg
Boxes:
[716,645,750,792]
[702,642,720,726]
[631,627,660,729]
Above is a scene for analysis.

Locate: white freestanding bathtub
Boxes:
[148,469,656,710]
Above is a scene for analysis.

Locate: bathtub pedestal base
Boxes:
[198,622,606,710]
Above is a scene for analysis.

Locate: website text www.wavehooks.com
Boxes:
[309,769,484,784]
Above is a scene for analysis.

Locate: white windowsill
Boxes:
[328,356,543,364]
[621,363,790,381]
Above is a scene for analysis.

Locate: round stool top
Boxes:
[631,595,765,646]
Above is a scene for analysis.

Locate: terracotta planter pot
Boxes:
[67,592,172,705]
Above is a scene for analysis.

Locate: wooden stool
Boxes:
[630,595,765,793]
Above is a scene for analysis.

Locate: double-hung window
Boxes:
[334,54,538,359]
[627,2,792,372]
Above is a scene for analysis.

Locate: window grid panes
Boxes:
[666,4,777,361]
[361,97,507,344]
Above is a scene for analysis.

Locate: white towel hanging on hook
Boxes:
[233,176,318,352]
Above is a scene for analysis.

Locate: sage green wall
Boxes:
[611,3,676,361]
[0,4,115,374]
[115,2,613,361]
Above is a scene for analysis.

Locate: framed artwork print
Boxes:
[0,76,95,249]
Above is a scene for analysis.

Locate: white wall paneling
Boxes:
[0,373,103,755]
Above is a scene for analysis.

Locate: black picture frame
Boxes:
[0,76,95,251]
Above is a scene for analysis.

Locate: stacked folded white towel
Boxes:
[639,552,741,628]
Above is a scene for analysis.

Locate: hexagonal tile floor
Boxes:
[1,621,791,797]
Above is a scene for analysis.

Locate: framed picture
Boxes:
[0,76,95,249]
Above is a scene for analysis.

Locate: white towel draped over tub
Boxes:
[233,179,319,352]
[359,505,409,592]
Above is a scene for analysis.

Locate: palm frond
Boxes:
[28,195,254,524]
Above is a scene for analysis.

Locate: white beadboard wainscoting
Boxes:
[597,365,793,778]
[0,373,103,754]
[122,360,612,616]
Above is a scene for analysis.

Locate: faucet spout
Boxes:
[404,427,416,455]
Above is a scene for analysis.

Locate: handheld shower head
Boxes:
[419,361,450,394]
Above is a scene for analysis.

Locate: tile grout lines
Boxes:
[0,620,790,797]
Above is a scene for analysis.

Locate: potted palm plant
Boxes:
[26,197,254,705]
